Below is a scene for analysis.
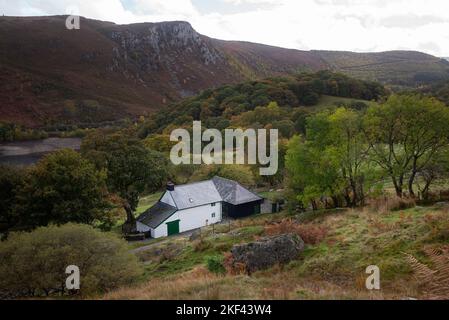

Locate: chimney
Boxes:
[166,182,175,192]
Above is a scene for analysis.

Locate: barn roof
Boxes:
[212,176,263,205]
[168,180,223,210]
[137,201,177,229]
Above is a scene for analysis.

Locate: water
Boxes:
[0,138,82,166]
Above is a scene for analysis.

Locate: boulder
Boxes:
[230,234,304,273]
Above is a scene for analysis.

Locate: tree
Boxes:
[143,134,175,154]
[364,95,449,197]
[272,120,295,138]
[286,108,371,209]
[14,149,110,229]
[416,148,449,200]
[0,224,142,298]
[81,131,169,233]
[190,164,255,187]
[286,135,343,210]
[237,101,285,127]
[0,165,25,232]
[327,108,370,206]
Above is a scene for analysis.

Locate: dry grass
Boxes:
[264,219,328,244]
[105,203,449,300]
[366,196,416,214]
[103,266,403,300]
[104,267,227,300]
[405,246,449,299]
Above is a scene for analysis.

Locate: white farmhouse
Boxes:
[136,176,264,238]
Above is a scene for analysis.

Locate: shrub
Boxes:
[205,255,226,274]
[222,252,246,275]
[192,238,212,252]
[264,219,328,245]
[0,224,142,299]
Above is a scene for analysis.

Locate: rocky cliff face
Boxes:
[108,22,224,72]
[106,21,227,97]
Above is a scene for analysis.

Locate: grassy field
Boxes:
[105,202,449,300]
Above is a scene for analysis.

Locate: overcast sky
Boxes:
[2,0,449,57]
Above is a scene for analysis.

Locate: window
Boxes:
[212,213,216,218]
[211,203,216,207]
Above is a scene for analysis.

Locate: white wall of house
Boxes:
[152,202,222,238]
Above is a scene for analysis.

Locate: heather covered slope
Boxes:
[315,50,449,89]
[1,15,449,126]
[104,204,449,300]
[0,16,326,126]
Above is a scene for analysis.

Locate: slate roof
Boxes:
[137,201,177,228]
[212,176,263,205]
[137,176,263,228]
[168,180,223,210]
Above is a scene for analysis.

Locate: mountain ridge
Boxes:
[1,15,449,127]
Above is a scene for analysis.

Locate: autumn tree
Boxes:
[81,131,169,233]
[14,150,110,229]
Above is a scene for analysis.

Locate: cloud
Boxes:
[1,0,449,56]
[379,14,448,28]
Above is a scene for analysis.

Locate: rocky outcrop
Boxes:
[230,234,304,273]
[109,21,223,73]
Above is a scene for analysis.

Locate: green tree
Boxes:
[286,135,342,210]
[14,149,110,229]
[0,165,25,232]
[416,148,449,199]
[364,95,449,197]
[190,164,255,187]
[0,224,142,298]
[81,131,169,233]
[286,108,371,209]
[327,108,370,206]
[143,134,175,154]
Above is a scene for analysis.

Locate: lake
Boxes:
[0,138,82,166]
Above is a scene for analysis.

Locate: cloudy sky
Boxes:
[2,0,449,56]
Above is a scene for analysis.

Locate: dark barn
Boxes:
[223,200,263,218]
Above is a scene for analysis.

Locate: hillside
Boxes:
[1,15,449,127]
[138,71,385,140]
[315,50,449,89]
[419,79,449,106]
[104,203,449,300]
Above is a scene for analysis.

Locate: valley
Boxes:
[2,9,449,302]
